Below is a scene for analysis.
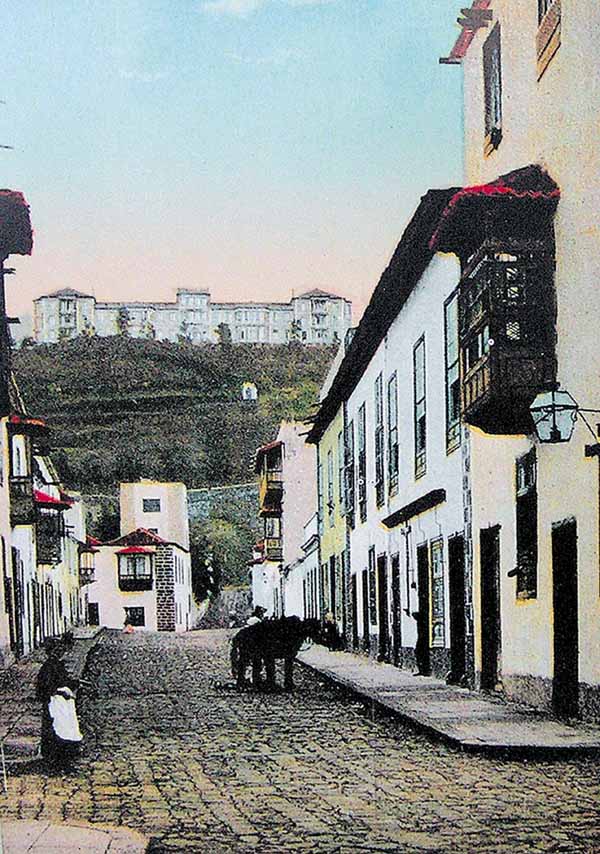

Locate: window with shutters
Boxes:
[444,292,461,453]
[515,448,538,599]
[430,539,445,647]
[387,373,399,496]
[537,0,560,79]
[345,420,355,529]
[374,373,385,507]
[413,337,427,479]
[358,404,367,522]
[483,24,502,155]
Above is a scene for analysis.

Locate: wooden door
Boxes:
[552,518,579,718]
[391,553,401,666]
[416,544,431,675]
[480,526,501,691]
[361,568,370,651]
[448,535,466,684]
[377,554,390,662]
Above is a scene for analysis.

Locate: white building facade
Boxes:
[33,287,352,347]
[436,0,600,718]
[87,480,194,632]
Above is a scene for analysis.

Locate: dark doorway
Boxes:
[350,574,359,650]
[390,553,401,666]
[448,534,466,684]
[480,526,501,691]
[329,555,336,615]
[552,518,579,718]
[377,554,390,662]
[416,544,431,676]
[361,568,370,651]
[88,602,99,626]
[11,548,24,658]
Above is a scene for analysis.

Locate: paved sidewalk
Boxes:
[298,645,600,755]
[0,819,147,852]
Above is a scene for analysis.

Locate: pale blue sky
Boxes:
[3,0,463,320]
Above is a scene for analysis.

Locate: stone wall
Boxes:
[155,545,175,632]
[198,586,252,629]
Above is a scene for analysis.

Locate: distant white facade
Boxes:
[33,287,352,347]
[87,480,194,632]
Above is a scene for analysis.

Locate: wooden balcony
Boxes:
[118,575,153,592]
[36,514,62,565]
[459,242,556,434]
[264,538,283,562]
[258,470,283,513]
[9,476,35,526]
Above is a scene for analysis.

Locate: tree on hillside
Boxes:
[116,307,130,336]
[216,323,232,346]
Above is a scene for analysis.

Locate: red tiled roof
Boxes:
[429,166,560,252]
[108,528,168,547]
[440,1,492,64]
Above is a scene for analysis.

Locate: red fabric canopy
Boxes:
[34,489,72,510]
[115,545,154,555]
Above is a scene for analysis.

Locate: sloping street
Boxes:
[2,630,600,853]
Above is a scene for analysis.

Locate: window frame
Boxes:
[483,23,502,155]
[357,403,367,523]
[515,448,538,599]
[387,372,399,496]
[374,373,385,507]
[118,554,153,591]
[444,291,461,454]
[413,336,427,479]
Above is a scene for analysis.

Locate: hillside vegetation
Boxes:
[13,336,335,495]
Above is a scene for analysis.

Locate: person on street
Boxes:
[35,638,83,771]
[246,605,266,626]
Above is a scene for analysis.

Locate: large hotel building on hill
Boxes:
[33,287,352,346]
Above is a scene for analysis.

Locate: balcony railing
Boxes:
[264,538,283,562]
[9,476,35,526]
[118,575,153,592]
[79,566,96,585]
[36,515,62,565]
[258,470,283,511]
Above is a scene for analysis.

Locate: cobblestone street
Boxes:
[2,630,600,853]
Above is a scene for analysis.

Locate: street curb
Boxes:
[297,659,600,760]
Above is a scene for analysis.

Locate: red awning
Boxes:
[8,414,49,436]
[115,545,154,555]
[34,489,72,510]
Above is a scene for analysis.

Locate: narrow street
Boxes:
[3,630,600,854]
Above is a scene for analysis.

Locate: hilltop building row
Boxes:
[33,287,352,346]
[0,193,196,666]
[250,0,600,722]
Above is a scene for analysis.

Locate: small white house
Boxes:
[87,481,194,632]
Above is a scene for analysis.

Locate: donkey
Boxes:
[231,616,321,691]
